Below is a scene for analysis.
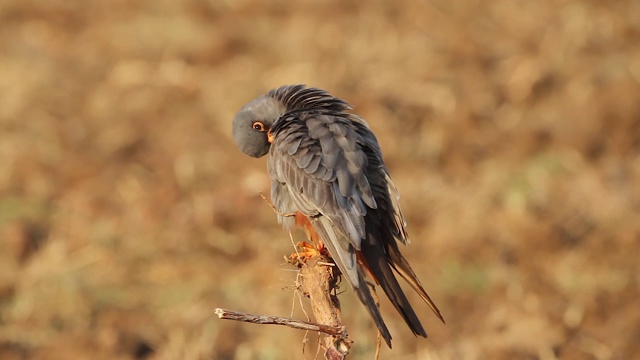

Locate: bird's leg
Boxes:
[259,192,315,261]
[259,192,297,218]
[288,214,331,261]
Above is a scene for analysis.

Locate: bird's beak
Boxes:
[267,130,274,143]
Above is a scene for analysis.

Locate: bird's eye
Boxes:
[252,121,266,132]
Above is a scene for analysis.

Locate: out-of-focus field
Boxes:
[1,1,639,359]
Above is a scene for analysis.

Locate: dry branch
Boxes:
[293,254,352,359]
[213,308,345,337]
[214,252,352,359]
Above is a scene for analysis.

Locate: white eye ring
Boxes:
[252,121,266,131]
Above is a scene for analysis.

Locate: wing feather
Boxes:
[266,108,441,344]
[268,113,375,287]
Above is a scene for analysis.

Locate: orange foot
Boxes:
[289,241,320,261]
[289,241,331,260]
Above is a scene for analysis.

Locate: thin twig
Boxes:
[317,261,335,267]
[288,230,302,262]
[214,308,346,337]
[293,272,312,356]
[366,281,382,360]
[259,192,297,217]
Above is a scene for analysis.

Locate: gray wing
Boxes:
[268,112,443,343]
[268,113,378,288]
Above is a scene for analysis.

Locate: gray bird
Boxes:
[232,85,444,347]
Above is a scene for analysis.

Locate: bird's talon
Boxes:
[289,241,322,261]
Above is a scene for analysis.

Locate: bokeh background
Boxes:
[1,0,639,359]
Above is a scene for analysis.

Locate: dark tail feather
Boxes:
[310,217,393,347]
[386,242,446,323]
[360,239,428,339]
[353,272,393,348]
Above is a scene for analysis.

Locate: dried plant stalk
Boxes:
[214,253,351,359]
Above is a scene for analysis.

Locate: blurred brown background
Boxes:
[1,0,639,359]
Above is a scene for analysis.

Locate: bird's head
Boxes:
[232,94,285,158]
[232,84,352,158]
